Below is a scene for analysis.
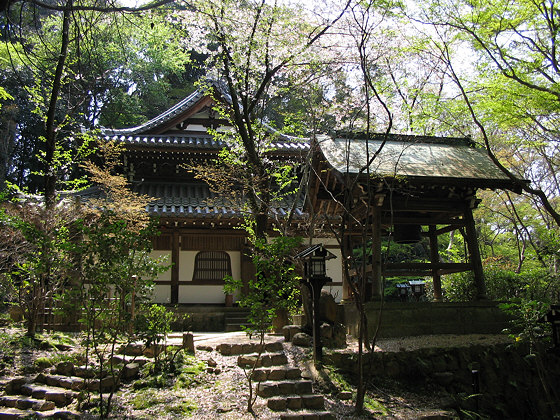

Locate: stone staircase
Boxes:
[218,341,335,419]
[0,351,148,419]
[0,370,82,419]
[224,309,253,332]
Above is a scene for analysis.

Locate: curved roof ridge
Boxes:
[102,80,228,136]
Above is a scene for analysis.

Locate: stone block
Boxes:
[44,390,74,407]
[74,365,95,379]
[55,362,75,377]
[119,343,144,356]
[251,369,269,382]
[58,377,85,391]
[285,367,301,379]
[237,355,260,368]
[292,332,313,347]
[268,368,286,380]
[256,382,278,398]
[266,342,284,352]
[286,396,303,410]
[270,353,288,366]
[294,380,313,394]
[320,323,333,340]
[218,343,232,355]
[122,363,140,380]
[4,377,26,394]
[196,345,213,352]
[303,394,325,409]
[267,397,287,411]
[0,396,18,407]
[319,290,338,323]
[277,381,296,395]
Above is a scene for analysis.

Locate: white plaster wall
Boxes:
[179,251,197,281]
[178,285,226,304]
[229,251,241,280]
[151,285,171,304]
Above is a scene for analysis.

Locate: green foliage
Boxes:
[0,200,76,336]
[442,272,476,302]
[499,299,549,354]
[224,232,302,334]
[131,389,168,409]
[135,303,177,370]
[135,304,175,347]
[164,400,198,416]
[133,352,206,390]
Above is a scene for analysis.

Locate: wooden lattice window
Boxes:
[192,251,232,283]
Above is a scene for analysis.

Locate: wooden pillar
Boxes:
[171,230,179,304]
[371,206,382,300]
[240,247,254,296]
[429,225,443,302]
[464,205,487,300]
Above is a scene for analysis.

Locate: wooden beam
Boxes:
[436,224,465,235]
[171,230,179,304]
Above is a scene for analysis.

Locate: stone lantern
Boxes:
[295,244,336,363]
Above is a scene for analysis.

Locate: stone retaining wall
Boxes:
[341,301,512,338]
[325,343,560,419]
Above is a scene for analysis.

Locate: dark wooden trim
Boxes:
[152,280,226,286]
[171,231,179,304]
[436,224,465,235]
[326,281,343,286]
[350,262,472,277]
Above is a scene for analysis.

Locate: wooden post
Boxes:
[429,225,443,302]
[371,206,382,300]
[464,205,487,300]
[171,231,180,304]
[309,277,327,364]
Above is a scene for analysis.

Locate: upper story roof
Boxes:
[102,81,309,155]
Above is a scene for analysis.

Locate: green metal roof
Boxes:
[318,134,515,188]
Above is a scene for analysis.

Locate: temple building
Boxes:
[102,84,519,306]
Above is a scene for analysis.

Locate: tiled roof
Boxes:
[134,182,305,218]
[104,133,310,153]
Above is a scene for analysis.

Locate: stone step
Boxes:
[256,380,313,398]
[0,396,55,411]
[0,407,29,419]
[267,394,325,411]
[1,378,28,395]
[252,367,301,382]
[110,354,150,367]
[280,411,335,420]
[237,352,288,368]
[0,407,80,419]
[218,342,283,356]
[225,323,250,332]
[35,373,85,391]
[20,383,77,407]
